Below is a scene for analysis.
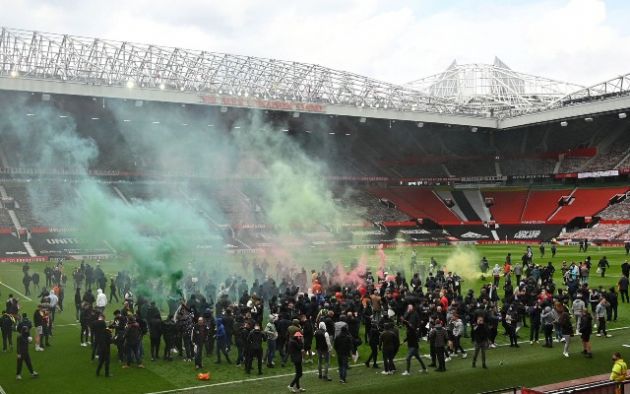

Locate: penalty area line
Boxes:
[0,281,32,301]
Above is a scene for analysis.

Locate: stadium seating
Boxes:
[483,190,529,224]
[598,198,630,220]
[549,187,629,224]
[559,224,630,241]
[521,189,572,223]
[371,188,462,224]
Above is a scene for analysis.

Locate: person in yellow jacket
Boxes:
[610,352,628,383]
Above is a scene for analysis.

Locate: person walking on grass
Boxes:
[96,327,113,377]
[16,325,38,380]
[558,308,573,358]
[428,320,447,372]
[472,316,489,369]
[579,311,593,358]
[380,322,400,375]
[288,331,305,393]
[334,325,353,384]
[402,321,427,375]
[314,321,332,381]
[596,298,612,338]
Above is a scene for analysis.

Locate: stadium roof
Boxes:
[406,57,585,116]
[0,27,629,127]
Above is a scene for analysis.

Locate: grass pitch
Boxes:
[0,244,629,394]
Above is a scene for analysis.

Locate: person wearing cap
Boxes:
[288,331,305,393]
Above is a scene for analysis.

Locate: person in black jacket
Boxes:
[149,314,162,361]
[192,317,207,369]
[365,320,380,368]
[1,310,13,352]
[91,314,107,361]
[428,320,447,372]
[334,326,353,383]
[161,316,175,361]
[402,321,427,375]
[380,322,399,375]
[96,327,113,377]
[472,316,489,369]
[246,323,265,375]
[288,331,305,393]
[16,325,38,380]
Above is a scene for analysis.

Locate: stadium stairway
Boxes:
[434,190,467,221]
[451,190,481,221]
[112,185,130,205]
[463,189,492,221]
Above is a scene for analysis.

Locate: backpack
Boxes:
[314,328,328,352]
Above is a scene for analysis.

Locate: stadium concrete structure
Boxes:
[0,27,629,261]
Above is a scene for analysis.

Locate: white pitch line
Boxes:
[146,326,630,394]
[0,280,32,301]
[0,384,6,394]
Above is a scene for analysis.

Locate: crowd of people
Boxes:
[2,247,630,391]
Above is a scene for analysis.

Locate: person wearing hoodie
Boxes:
[334,325,353,384]
[264,314,278,368]
[215,317,231,364]
[95,289,107,314]
[541,305,555,348]
[314,321,332,381]
[428,320,448,372]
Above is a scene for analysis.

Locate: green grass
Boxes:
[0,245,629,394]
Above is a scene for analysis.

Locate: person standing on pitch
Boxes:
[288,331,305,393]
[96,327,113,377]
[16,325,38,380]
[334,325,353,384]
[472,316,489,369]
[402,320,427,375]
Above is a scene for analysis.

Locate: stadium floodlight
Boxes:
[91,117,100,120]
[329,132,335,135]
[619,113,627,119]
[159,83,166,90]
[417,122,424,128]
[345,133,351,136]
[126,80,135,89]
[584,117,593,122]
[471,127,478,133]
[560,121,568,127]
[359,117,367,123]
[152,121,160,124]
[10,70,18,77]
[207,124,214,127]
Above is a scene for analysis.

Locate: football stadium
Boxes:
[0,21,629,394]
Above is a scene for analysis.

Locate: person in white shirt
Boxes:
[95,289,107,313]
